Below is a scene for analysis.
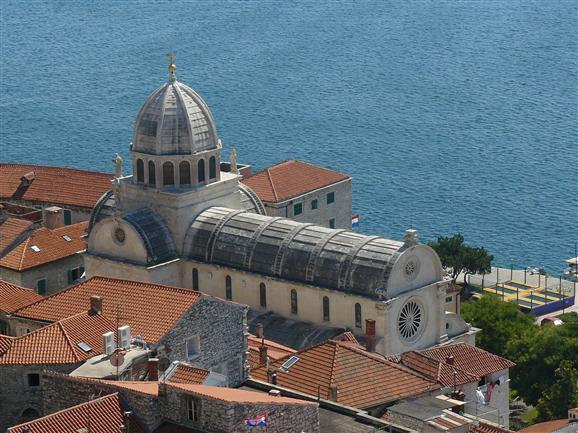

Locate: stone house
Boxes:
[6,372,319,433]
[0,280,43,336]
[0,219,87,296]
[0,163,113,225]
[242,159,353,230]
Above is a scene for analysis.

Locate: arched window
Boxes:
[259,283,267,308]
[197,159,206,183]
[355,303,362,328]
[163,161,174,186]
[192,268,199,291]
[209,156,217,179]
[136,159,144,183]
[148,161,156,186]
[225,275,232,300]
[323,296,330,321]
[291,289,298,314]
[179,161,191,185]
[21,407,40,421]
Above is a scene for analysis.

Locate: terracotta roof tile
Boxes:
[0,311,115,365]
[167,363,211,384]
[7,392,147,433]
[474,422,516,433]
[242,160,349,203]
[0,335,15,354]
[247,334,296,369]
[12,276,202,343]
[0,218,34,253]
[401,351,479,387]
[252,340,439,409]
[164,382,316,405]
[0,280,44,313]
[517,419,570,433]
[420,343,515,378]
[0,222,87,271]
[0,164,113,209]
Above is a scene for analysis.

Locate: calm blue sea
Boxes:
[1,0,576,274]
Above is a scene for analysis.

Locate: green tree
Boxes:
[535,361,578,421]
[428,234,493,283]
[461,296,535,358]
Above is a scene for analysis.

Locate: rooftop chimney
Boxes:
[20,171,35,186]
[328,385,338,402]
[365,319,376,352]
[259,344,268,367]
[446,355,455,365]
[44,206,64,229]
[147,358,159,381]
[255,323,264,339]
[267,370,277,385]
[90,295,103,315]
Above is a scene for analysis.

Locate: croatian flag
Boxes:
[352,214,360,229]
[244,414,267,427]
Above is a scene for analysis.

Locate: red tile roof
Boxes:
[7,392,146,433]
[0,164,113,209]
[242,160,349,203]
[12,276,202,343]
[164,382,316,405]
[0,280,44,313]
[0,311,115,365]
[0,221,87,271]
[401,351,479,387]
[247,334,296,369]
[0,218,34,254]
[0,335,15,354]
[420,343,515,378]
[517,419,570,433]
[167,363,211,384]
[252,340,439,409]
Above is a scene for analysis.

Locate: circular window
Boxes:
[403,256,420,281]
[114,227,126,243]
[398,300,424,341]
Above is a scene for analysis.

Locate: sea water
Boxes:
[0,0,576,273]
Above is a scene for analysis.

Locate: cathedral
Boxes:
[86,61,474,355]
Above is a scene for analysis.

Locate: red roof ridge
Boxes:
[265,168,279,202]
[8,392,121,431]
[328,342,340,388]
[57,315,85,363]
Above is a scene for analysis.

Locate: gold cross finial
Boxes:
[166,52,176,78]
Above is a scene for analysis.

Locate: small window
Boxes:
[21,407,40,422]
[209,156,217,179]
[163,161,175,186]
[322,296,330,321]
[293,203,303,216]
[63,209,72,225]
[329,218,336,229]
[259,283,267,308]
[30,245,40,252]
[27,373,40,387]
[179,161,191,185]
[187,397,201,422]
[225,275,232,300]
[311,199,318,210]
[445,296,453,303]
[355,303,362,328]
[327,192,335,204]
[291,289,298,315]
[198,159,206,183]
[136,159,145,183]
[148,161,156,186]
[186,335,201,360]
[62,235,72,242]
[192,268,199,291]
[67,268,81,285]
[36,279,46,296]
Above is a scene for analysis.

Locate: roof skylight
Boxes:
[62,235,72,242]
[280,355,300,372]
[30,245,41,252]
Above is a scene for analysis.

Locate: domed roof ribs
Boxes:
[156,83,172,155]
[273,223,314,277]
[305,229,347,283]
[178,82,218,152]
[132,83,165,150]
[172,82,192,154]
[243,217,283,268]
[337,235,381,290]
[205,209,246,262]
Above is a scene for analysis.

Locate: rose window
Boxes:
[398,300,423,340]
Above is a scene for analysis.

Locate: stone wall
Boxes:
[158,295,249,387]
[0,364,75,432]
[40,372,161,429]
[159,383,319,433]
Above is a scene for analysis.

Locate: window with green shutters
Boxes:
[293,203,303,216]
[36,279,46,295]
[329,218,336,229]
[63,209,72,225]
[311,199,318,210]
[327,192,335,204]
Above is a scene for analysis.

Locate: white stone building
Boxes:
[85,61,474,356]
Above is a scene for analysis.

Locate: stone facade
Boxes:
[0,254,85,296]
[263,179,352,230]
[157,295,249,386]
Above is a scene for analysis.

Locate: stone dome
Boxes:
[132,77,219,155]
